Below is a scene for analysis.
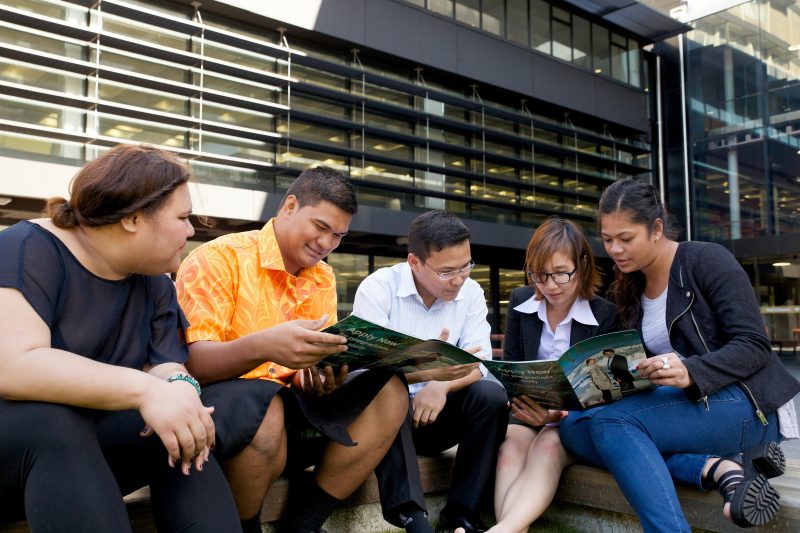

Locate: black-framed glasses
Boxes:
[527,267,577,285]
[423,259,476,281]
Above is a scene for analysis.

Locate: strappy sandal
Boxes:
[705,441,785,528]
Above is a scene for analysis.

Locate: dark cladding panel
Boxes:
[591,76,649,132]
[362,0,459,72]
[453,26,534,96]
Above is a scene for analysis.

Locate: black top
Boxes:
[654,240,800,413]
[503,285,618,362]
[0,221,189,369]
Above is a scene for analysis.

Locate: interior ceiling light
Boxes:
[773,262,791,267]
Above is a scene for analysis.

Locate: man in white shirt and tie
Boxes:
[352,211,508,533]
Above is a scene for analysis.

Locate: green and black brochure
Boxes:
[319,315,479,375]
[321,316,651,410]
[483,330,651,410]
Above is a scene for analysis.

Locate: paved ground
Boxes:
[778,352,800,460]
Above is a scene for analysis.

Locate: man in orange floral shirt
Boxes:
[176,167,408,533]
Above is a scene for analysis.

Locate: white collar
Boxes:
[513,295,599,326]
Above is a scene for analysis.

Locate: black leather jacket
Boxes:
[639,241,800,415]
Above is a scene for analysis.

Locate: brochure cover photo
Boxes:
[485,330,650,410]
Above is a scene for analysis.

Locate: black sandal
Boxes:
[705,441,785,528]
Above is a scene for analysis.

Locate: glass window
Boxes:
[292,94,351,120]
[102,16,188,51]
[530,0,551,54]
[326,253,369,317]
[572,16,591,69]
[363,135,412,160]
[197,102,274,130]
[199,41,279,73]
[14,0,78,21]
[0,132,83,161]
[99,81,188,115]
[199,132,275,162]
[0,26,86,61]
[482,0,505,37]
[0,96,83,131]
[455,0,480,27]
[101,50,188,84]
[292,64,347,92]
[278,145,347,170]
[291,120,348,146]
[498,268,526,332]
[611,33,629,84]
[190,161,275,192]
[0,60,85,94]
[506,0,529,46]
[551,7,572,62]
[202,73,278,102]
[351,160,415,188]
[363,82,412,108]
[592,25,610,76]
[99,115,186,147]
[628,38,641,87]
[429,0,453,17]
[366,111,414,135]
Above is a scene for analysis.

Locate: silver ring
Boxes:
[662,357,671,370]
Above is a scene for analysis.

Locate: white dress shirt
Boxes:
[512,295,599,361]
[351,262,491,396]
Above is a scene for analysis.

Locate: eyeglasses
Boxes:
[423,259,476,281]
[527,267,577,285]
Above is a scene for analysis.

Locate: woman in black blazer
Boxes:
[492,218,616,533]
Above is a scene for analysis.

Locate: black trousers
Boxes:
[375,379,509,526]
[0,399,241,533]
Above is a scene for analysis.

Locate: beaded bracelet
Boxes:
[167,373,202,395]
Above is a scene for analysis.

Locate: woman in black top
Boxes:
[0,144,240,532]
[492,217,616,533]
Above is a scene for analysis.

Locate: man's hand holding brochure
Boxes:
[320,315,652,410]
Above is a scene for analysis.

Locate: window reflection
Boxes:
[326,253,369,317]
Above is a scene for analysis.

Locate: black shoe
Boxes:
[436,510,487,533]
[706,441,784,528]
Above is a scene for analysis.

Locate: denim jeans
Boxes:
[559,384,780,533]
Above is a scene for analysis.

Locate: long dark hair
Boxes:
[44,144,191,229]
[599,180,677,328]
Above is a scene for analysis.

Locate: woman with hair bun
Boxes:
[559,179,800,532]
[0,144,240,532]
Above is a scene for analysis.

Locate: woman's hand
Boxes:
[137,378,215,475]
[638,353,694,389]
[510,395,561,426]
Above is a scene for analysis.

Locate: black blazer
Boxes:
[503,285,618,362]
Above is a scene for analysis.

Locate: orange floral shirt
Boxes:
[176,219,337,384]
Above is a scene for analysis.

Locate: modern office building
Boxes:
[1,0,796,339]
[653,0,800,344]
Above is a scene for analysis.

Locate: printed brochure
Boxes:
[320,316,651,410]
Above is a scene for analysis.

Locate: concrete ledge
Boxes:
[553,459,800,532]
[4,456,799,532]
